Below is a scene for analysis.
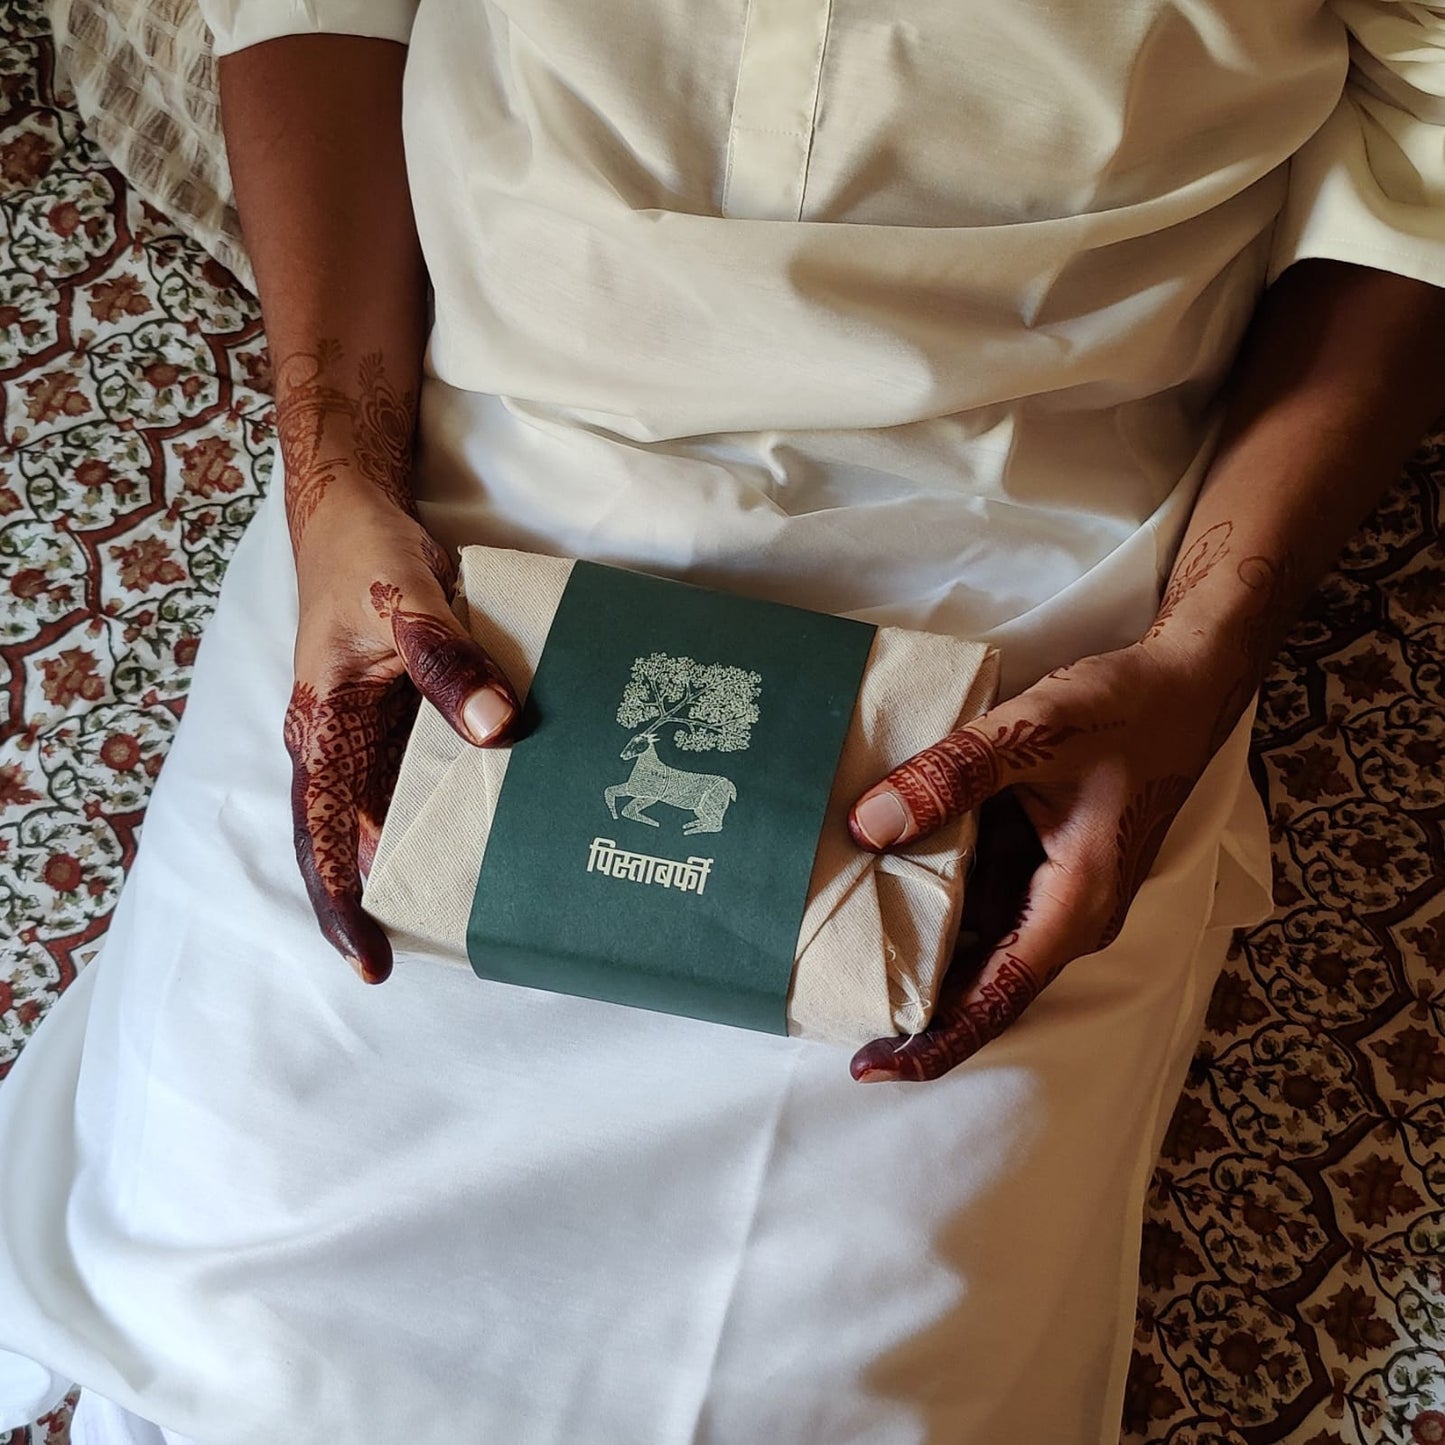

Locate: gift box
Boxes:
[362,546,998,1046]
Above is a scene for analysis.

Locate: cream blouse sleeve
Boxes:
[1270,0,1445,286]
[197,0,418,57]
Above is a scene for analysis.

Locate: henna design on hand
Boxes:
[276,343,356,547]
[276,342,419,547]
[857,719,1083,848]
[973,950,1042,1032]
[883,728,1003,841]
[1206,549,1298,753]
[1098,772,1195,948]
[856,943,1043,1082]
[1144,521,1234,641]
[353,351,417,511]
[284,671,402,972]
[369,581,518,742]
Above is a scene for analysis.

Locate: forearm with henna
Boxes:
[219,35,429,535]
[850,263,1444,1078]
[216,37,518,980]
[1144,260,1445,743]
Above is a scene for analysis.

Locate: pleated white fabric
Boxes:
[0,482,1271,1442]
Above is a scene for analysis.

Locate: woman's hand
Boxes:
[284,474,519,985]
[846,637,1240,1082]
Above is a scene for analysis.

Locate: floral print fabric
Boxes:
[0,4,1441,1441]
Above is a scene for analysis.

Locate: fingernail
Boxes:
[856,1068,896,1084]
[348,954,389,985]
[463,687,514,744]
[852,790,909,849]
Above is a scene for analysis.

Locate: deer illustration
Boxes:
[605,732,737,835]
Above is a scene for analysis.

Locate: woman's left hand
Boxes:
[846,636,1243,1083]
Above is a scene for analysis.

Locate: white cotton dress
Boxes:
[4,0,1444,1441]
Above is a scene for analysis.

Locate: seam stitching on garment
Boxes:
[730,123,811,137]
[720,0,760,218]
[795,0,833,220]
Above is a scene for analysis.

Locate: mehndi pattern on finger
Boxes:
[886,718,1082,836]
[283,671,398,954]
[369,582,517,739]
[864,937,1047,1082]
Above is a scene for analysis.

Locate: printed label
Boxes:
[466,561,875,1036]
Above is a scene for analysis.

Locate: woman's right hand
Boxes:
[284,474,519,984]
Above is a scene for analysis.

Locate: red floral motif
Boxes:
[1160,1093,1228,1164]
[88,274,152,323]
[1326,645,1404,704]
[173,635,199,667]
[1392,564,1445,619]
[176,434,244,496]
[41,853,81,891]
[0,762,42,809]
[0,301,43,340]
[1330,1154,1425,1227]
[1370,1026,1445,1095]
[1206,969,1271,1034]
[9,566,48,599]
[39,647,105,706]
[99,733,142,771]
[238,349,272,392]
[143,360,181,389]
[1401,919,1445,972]
[0,979,12,1013]
[22,368,90,424]
[1412,1411,1445,1444]
[0,128,54,186]
[199,257,235,292]
[1121,1351,1183,1433]
[1313,1284,1397,1361]
[1274,741,1351,802]
[47,198,80,236]
[110,535,185,591]
[1138,1220,1204,1291]
[74,458,112,489]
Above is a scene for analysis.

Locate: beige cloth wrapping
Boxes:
[363,546,999,1047]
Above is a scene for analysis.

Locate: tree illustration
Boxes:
[616,652,761,752]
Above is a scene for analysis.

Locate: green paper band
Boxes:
[466,561,876,1035]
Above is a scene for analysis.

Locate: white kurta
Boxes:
[3,0,1443,1440]
[244,0,1444,701]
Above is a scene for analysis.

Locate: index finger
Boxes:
[849,715,1081,852]
[850,855,1096,1082]
[283,678,395,983]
